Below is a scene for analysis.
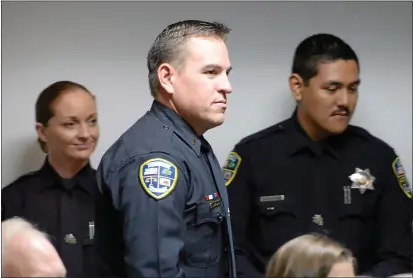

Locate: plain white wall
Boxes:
[2,1,412,187]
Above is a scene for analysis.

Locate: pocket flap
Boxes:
[196,199,225,225]
[258,198,296,217]
[339,204,367,219]
[82,238,94,246]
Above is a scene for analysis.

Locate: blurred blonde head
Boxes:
[2,217,66,277]
[266,233,356,278]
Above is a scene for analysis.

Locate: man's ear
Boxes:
[289,73,305,102]
[157,63,176,95]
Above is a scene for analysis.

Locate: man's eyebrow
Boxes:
[350,79,361,86]
[323,81,343,87]
[203,64,221,70]
[86,113,98,119]
[323,79,361,87]
[202,64,233,73]
[203,64,232,71]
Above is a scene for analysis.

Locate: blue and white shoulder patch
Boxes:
[392,156,411,199]
[222,152,242,187]
[139,158,178,200]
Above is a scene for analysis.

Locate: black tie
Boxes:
[200,141,235,277]
[59,178,83,278]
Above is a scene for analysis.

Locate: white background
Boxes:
[2,1,412,187]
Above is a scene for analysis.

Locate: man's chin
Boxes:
[207,115,225,129]
[327,125,348,135]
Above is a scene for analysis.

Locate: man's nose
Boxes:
[336,90,350,106]
[218,74,232,94]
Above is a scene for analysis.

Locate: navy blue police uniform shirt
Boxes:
[223,110,412,277]
[2,159,98,278]
[94,100,237,278]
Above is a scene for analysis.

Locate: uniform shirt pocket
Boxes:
[258,199,297,218]
[338,201,375,256]
[83,238,94,246]
[82,238,98,277]
[338,192,375,226]
[255,199,300,254]
[183,199,224,267]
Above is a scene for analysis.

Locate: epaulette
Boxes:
[17,170,38,180]
[237,121,286,146]
[346,124,371,139]
[346,124,392,149]
[4,170,39,189]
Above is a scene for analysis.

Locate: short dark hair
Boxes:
[35,81,92,153]
[146,20,231,97]
[292,33,359,85]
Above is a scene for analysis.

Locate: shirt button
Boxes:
[217,213,223,221]
[163,125,169,130]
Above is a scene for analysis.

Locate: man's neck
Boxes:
[296,108,329,142]
[155,97,206,137]
[48,155,87,179]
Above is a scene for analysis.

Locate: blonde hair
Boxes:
[2,217,66,277]
[265,233,356,278]
[2,217,49,251]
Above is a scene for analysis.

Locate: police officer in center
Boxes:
[2,81,100,278]
[94,20,237,278]
[223,33,412,277]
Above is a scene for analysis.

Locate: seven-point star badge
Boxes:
[349,168,375,194]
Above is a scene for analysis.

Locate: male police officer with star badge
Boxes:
[223,33,412,278]
[94,20,236,277]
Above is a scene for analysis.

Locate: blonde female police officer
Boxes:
[2,81,100,278]
[94,20,237,278]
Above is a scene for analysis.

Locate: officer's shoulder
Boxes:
[345,124,394,152]
[99,113,175,176]
[122,113,174,152]
[2,169,40,194]
[236,119,288,147]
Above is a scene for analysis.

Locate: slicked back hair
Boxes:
[147,20,231,97]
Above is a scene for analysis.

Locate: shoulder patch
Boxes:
[222,152,242,186]
[139,158,178,200]
[392,156,411,198]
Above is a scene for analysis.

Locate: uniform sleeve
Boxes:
[95,152,188,278]
[365,151,412,276]
[223,144,262,277]
[1,184,23,221]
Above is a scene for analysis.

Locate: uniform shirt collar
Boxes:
[150,100,204,157]
[36,157,96,195]
[285,108,339,159]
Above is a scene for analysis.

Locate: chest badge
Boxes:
[64,233,77,244]
[349,168,375,194]
[312,214,324,226]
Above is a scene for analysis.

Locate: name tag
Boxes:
[260,195,284,202]
[210,198,222,209]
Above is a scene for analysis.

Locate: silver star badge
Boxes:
[349,168,375,194]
